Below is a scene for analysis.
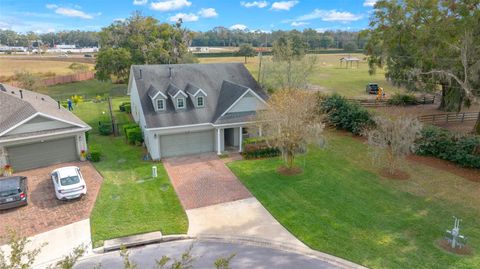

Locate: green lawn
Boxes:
[228,133,480,269]
[73,98,187,247]
[38,79,127,100]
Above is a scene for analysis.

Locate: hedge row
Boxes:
[320,94,374,135]
[119,102,131,113]
[387,93,417,106]
[98,122,112,136]
[416,125,480,169]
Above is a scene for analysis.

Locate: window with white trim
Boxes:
[157,99,165,110]
[177,98,185,109]
[196,96,204,107]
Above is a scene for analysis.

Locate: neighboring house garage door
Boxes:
[6,137,78,171]
[160,130,214,158]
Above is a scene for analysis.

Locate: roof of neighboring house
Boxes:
[0,84,90,137]
[130,63,268,129]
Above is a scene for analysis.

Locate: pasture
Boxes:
[0,57,94,79]
[198,53,406,98]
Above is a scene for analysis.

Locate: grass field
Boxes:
[199,54,405,98]
[38,80,127,100]
[228,132,480,269]
[0,58,94,78]
[73,98,188,247]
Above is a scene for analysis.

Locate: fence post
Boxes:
[461,112,465,123]
[433,114,436,124]
[446,114,449,124]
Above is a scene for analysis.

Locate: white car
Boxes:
[51,166,87,200]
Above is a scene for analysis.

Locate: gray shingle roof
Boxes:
[131,63,267,128]
[147,85,160,99]
[166,83,183,97]
[0,84,90,136]
[185,83,202,96]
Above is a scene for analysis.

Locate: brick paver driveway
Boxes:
[163,153,251,210]
[0,162,102,244]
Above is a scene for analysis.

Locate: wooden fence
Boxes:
[418,112,480,125]
[9,71,95,88]
[348,95,436,108]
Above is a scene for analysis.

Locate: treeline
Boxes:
[191,27,367,50]
[0,27,366,51]
[0,30,99,47]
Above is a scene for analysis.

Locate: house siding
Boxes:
[229,93,266,113]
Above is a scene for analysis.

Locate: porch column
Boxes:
[239,126,243,152]
[217,128,221,155]
[259,125,263,137]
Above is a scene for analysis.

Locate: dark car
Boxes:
[84,54,93,58]
[366,83,379,94]
[0,176,28,210]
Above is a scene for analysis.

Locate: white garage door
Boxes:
[6,137,78,171]
[160,130,214,158]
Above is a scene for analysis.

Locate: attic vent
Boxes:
[0,84,6,92]
[41,97,45,101]
[139,69,142,79]
[11,91,15,94]
[168,66,173,79]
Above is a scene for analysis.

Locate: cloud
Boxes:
[363,0,377,7]
[198,8,218,18]
[45,4,58,9]
[271,1,298,11]
[241,1,269,8]
[150,0,191,11]
[133,0,148,5]
[292,9,363,23]
[291,21,309,27]
[169,13,199,22]
[230,24,248,31]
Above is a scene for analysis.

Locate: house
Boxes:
[0,84,91,172]
[128,63,268,160]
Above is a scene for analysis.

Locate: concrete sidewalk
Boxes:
[1,219,92,269]
[186,197,308,249]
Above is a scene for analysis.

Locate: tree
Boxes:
[343,41,357,52]
[95,47,132,82]
[366,0,480,133]
[366,116,422,176]
[14,71,40,91]
[96,12,195,82]
[260,34,316,91]
[256,89,325,172]
[236,44,256,63]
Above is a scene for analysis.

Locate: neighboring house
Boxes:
[128,63,268,160]
[0,84,91,172]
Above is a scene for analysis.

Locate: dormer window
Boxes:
[197,96,204,107]
[177,98,185,109]
[157,99,165,110]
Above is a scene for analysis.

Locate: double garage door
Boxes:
[6,137,78,172]
[160,130,214,158]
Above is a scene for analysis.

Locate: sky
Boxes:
[0,0,378,33]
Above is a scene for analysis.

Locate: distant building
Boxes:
[54,44,76,49]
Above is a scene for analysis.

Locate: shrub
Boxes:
[89,150,101,162]
[98,122,112,136]
[123,103,132,113]
[126,127,143,145]
[387,93,417,106]
[85,131,90,142]
[123,123,139,136]
[415,125,480,168]
[119,102,130,112]
[243,141,280,159]
[320,94,374,135]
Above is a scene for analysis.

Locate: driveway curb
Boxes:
[94,232,366,269]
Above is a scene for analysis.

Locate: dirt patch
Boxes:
[407,155,480,183]
[437,239,473,256]
[379,168,411,180]
[277,166,303,176]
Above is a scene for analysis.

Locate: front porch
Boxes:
[215,126,261,155]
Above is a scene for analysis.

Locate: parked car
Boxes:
[366,83,380,94]
[51,166,87,200]
[0,176,28,210]
[84,54,93,58]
